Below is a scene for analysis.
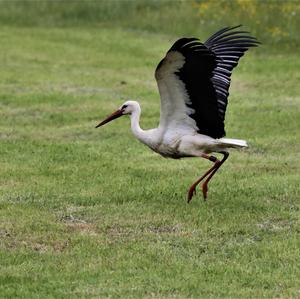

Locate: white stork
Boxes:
[96,25,259,201]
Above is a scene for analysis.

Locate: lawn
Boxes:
[0,1,299,298]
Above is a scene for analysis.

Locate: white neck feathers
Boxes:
[128,103,158,147]
[130,107,144,139]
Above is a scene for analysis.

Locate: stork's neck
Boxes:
[129,105,156,146]
[130,107,144,139]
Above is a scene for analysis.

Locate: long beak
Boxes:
[95,109,123,128]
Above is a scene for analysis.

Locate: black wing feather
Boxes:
[205,25,259,126]
[165,39,225,138]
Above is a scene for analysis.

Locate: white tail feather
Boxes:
[218,138,248,148]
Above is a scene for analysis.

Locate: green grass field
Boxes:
[1,1,300,298]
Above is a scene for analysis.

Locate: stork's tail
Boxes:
[218,138,248,149]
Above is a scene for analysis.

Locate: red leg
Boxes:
[187,154,220,203]
[201,151,229,199]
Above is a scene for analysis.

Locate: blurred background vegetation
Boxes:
[0,0,299,51]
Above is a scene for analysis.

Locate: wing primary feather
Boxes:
[204,25,259,130]
[212,35,258,44]
[205,25,242,44]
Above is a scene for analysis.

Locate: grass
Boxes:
[1,1,300,298]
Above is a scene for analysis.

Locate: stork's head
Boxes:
[95,100,140,128]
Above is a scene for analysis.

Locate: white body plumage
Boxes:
[124,100,247,159]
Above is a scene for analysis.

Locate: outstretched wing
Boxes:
[155,25,259,138]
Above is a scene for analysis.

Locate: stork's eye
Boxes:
[122,105,128,110]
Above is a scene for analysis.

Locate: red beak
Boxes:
[95,109,123,128]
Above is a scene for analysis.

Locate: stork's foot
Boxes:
[187,186,197,203]
[188,184,208,202]
[202,183,208,200]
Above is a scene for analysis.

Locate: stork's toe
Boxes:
[202,183,208,200]
[187,187,196,203]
